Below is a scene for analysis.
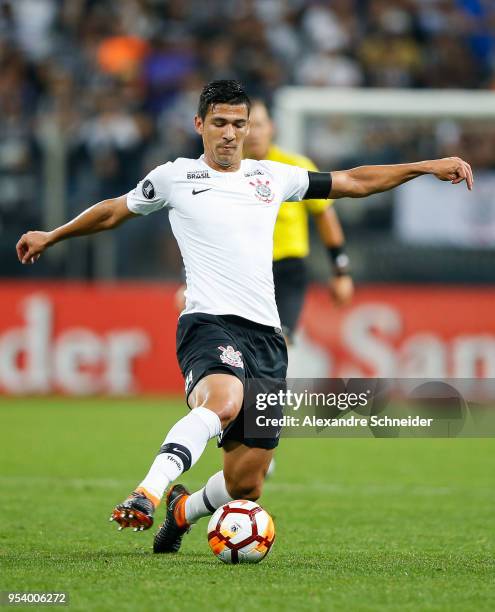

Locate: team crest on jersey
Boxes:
[250,178,274,204]
[218,345,244,369]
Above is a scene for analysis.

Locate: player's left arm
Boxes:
[326,157,473,199]
[313,206,354,306]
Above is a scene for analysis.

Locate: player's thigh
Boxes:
[222,440,274,499]
[188,373,244,427]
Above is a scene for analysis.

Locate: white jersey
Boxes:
[127,155,309,327]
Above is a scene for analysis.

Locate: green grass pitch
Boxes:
[1,397,494,611]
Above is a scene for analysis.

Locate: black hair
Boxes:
[197,80,251,120]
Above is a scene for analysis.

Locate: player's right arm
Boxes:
[16,195,137,264]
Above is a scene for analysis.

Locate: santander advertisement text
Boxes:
[1,283,494,395]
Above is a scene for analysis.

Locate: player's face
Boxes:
[243,103,273,160]
[195,103,250,170]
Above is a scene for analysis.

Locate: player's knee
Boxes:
[226,477,263,501]
[191,375,243,428]
[214,396,242,428]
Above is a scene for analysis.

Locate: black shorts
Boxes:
[273,257,308,341]
[176,313,288,449]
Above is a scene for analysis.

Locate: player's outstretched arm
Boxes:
[16,195,137,264]
[330,157,474,199]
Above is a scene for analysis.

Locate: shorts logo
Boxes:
[250,178,274,204]
[185,370,193,393]
[142,180,155,199]
[218,345,244,369]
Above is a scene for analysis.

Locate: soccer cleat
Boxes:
[109,488,159,531]
[153,484,190,553]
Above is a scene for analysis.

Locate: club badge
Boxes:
[250,178,274,204]
[218,345,244,369]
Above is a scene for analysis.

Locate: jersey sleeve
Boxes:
[262,160,309,202]
[282,164,310,202]
[127,162,173,215]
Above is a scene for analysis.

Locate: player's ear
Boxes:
[194,115,203,136]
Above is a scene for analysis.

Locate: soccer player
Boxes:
[175,99,353,343]
[16,80,473,554]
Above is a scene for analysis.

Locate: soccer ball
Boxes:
[207,500,275,564]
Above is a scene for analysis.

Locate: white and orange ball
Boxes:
[207,500,275,564]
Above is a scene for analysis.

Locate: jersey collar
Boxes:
[199,155,245,175]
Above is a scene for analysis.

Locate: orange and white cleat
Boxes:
[109,488,159,532]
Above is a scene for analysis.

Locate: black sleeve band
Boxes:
[305,171,332,199]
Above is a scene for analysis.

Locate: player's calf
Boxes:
[224,476,264,501]
[222,441,273,502]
